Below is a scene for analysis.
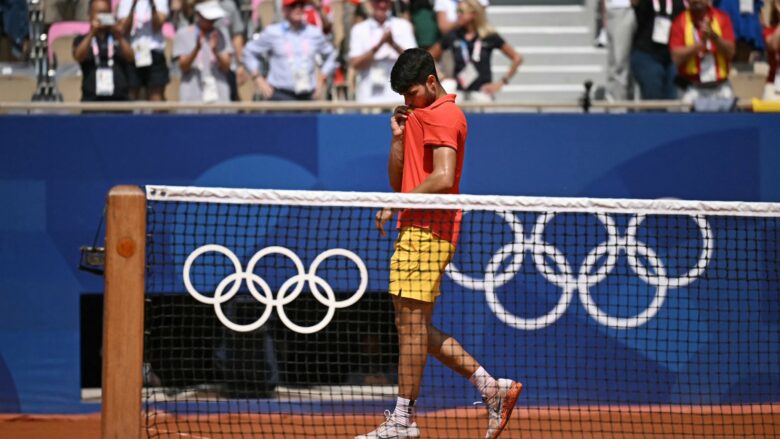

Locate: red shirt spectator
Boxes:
[669,4,734,85]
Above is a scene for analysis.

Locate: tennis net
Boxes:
[138,185,780,438]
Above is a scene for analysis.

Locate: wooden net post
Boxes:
[102,185,146,439]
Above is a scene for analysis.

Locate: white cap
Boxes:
[195,0,226,20]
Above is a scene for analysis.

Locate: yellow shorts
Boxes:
[389,227,456,303]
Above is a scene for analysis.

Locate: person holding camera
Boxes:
[117,0,170,101]
[72,0,135,101]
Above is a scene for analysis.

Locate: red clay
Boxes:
[1,405,779,438]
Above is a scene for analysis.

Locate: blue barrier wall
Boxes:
[1,113,779,413]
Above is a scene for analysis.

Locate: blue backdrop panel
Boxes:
[0,113,778,413]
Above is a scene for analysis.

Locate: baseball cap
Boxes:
[283,0,307,7]
[195,0,226,20]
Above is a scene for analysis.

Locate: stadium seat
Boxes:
[58,75,83,102]
[52,35,77,66]
[253,0,277,30]
[0,75,37,102]
[238,77,256,102]
[731,71,765,101]
[47,21,90,64]
[165,74,180,102]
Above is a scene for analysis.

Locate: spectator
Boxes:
[73,0,134,101]
[715,0,765,63]
[211,0,248,101]
[410,0,440,49]
[117,0,171,101]
[243,0,338,101]
[173,0,234,103]
[428,0,521,102]
[434,0,488,35]
[630,0,687,99]
[603,0,637,101]
[764,0,780,100]
[348,0,417,103]
[0,0,29,60]
[670,0,736,103]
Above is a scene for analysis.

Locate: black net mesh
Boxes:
[143,189,780,438]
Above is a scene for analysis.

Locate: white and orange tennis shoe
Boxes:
[484,378,523,439]
[355,410,421,439]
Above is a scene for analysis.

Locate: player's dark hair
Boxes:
[390,48,439,94]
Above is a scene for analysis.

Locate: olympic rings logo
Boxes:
[446,212,713,330]
[183,245,368,334]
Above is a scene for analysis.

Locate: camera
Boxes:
[97,13,116,27]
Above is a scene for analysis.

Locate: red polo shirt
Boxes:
[397,94,467,246]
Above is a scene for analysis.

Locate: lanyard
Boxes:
[92,35,114,68]
[459,38,482,64]
[283,24,311,72]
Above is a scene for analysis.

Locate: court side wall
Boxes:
[0,113,778,413]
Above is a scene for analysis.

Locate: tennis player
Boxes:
[358,48,522,439]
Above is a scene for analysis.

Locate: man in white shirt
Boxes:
[118,0,170,100]
[348,0,417,103]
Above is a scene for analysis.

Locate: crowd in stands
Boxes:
[1,0,779,104]
[603,0,780,102]
[0,0,526,104]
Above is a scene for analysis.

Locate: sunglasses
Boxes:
[456,8,471,14]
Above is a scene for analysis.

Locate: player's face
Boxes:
[401,76,437,109]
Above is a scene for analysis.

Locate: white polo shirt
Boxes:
[348,17,417,103]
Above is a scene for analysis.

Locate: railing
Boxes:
[0,99,759,114]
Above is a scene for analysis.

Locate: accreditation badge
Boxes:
[202,75,219,102]
[699,54,717,83]
[457,62,479,89]
[96,67,115,96]
[739,0,754,14]
[651,16,672,45]
[133,40,153,67]
[294,69,310,94]
[369,65,387,87]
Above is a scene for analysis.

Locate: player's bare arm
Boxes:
[388,105,408,192]
[376,105,410,236]
[410,146,457,194]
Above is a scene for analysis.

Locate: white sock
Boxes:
[392,396,415,426]
[469,366,498,399]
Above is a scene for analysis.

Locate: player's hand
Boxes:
[375,208,394,237]
[391,105,409,137]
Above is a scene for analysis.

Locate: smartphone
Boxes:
[97,13,116,27]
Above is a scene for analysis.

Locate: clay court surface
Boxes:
[2,405,779,438]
